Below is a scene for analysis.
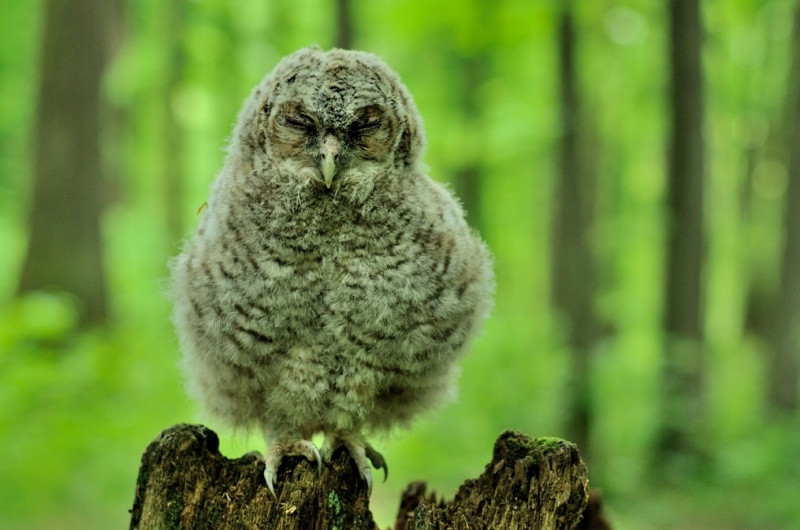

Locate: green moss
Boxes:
[164,496,184,530]
[498,432,572,466]
[327,490,341,515]
[328,490,345,530]
[534,436,567,449]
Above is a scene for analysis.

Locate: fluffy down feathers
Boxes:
[169,46,493,491]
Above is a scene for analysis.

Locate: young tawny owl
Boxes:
[170,46,494,496]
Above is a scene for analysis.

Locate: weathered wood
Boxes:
[129,425,594,530]
[398,432,589,530]
[129,424,376,530]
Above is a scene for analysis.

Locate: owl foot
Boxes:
[320,433,387,496]
[260,438,321,498]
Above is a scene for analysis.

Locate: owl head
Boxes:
[232,46,425,191]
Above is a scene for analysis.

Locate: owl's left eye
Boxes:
[284,114,314,131]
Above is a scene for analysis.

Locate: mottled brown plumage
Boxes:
[169,46,493,495]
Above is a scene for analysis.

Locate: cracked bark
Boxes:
[129,425,600,530]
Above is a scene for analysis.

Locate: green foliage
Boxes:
[1,0,800,528]
[0,292,192,528]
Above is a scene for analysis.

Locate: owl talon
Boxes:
[248,450,279,498]
[364,467,373,496]
[261,437,321,497]
[264,467,278,499]
[311,444,323,474]
[320,434,338,464]
[321,433,386,493]
[366,444,388,482]
[342,438,384,496]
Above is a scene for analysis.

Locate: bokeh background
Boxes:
[2,0,800,528]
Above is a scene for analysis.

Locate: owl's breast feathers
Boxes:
[176,169,492,431]
[249,173,484,339]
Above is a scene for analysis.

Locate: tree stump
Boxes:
[129,425,596,530]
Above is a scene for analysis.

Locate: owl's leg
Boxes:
[320,432,387,495]
[260,431,321,498]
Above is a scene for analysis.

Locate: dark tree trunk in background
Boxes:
[551,0,599,459]
[335,0,354,49]
[18,0,120,326]
[658,0,707,462]
[742,4,799,370]
[453,52,487,232]
[129,425,594,530]
[741,132,772,341]
[162,0,186,247]
[767,4,800,413]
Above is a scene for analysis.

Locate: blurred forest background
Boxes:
[2,0,800,528]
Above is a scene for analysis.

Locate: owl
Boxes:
[169,46,494,496]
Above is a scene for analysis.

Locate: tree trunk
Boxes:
[551,0,599,459]
[453,52,487,232]
[129,425,594,530]
[767,3,800,413]
[162,0,187,248]
[658,0,707,461]
[334,0,354,49]
[18,0,119,326]
[394,433,590,530]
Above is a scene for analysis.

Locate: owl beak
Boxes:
[321,135,340,188]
